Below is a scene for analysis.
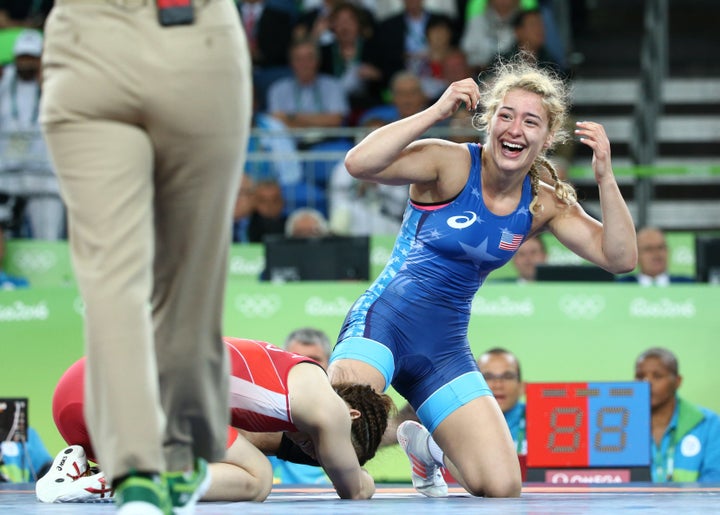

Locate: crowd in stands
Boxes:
[2,0,717,499]
[0,1,709,289]
[229,0,580,241]
[0,0,577,244]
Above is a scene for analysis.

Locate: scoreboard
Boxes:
[525,382,651,482]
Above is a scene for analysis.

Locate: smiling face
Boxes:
[486,88,552,176]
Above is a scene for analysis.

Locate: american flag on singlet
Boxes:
[499,229,523,251]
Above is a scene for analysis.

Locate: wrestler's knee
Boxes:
[460,463,521,498]
[251,459,273,501]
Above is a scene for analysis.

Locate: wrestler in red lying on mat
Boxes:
[37,337,394,503]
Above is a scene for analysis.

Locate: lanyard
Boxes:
[331,39,363,76]
[516,417,526,454]
[293,81,324,113]
[653,429,676,482]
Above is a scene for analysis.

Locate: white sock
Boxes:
[427,435,445,467]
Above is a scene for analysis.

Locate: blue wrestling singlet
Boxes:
[331,143,534,432]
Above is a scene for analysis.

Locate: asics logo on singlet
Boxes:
[446,211,478,229]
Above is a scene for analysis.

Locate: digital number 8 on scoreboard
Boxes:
[525,382,651,468]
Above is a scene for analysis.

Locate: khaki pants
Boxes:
[40,0,252,481]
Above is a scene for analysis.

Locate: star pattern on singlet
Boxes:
[428,228,442,240]
[458,238,502,266]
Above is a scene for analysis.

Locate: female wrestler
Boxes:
[37,337,394,504]
[328,55,637,498]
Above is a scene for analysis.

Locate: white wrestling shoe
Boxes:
[36,445,114,503]
[397,421,448,498]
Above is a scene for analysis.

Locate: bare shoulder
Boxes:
[411,140,472,201]
[288,363,343,426]
[530,180,585,234]
[288,362,330,393]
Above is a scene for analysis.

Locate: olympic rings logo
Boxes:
[11,249,58,273]
[233,294,282,318]
[558,294,606,319]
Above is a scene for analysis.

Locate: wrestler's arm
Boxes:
[289,364,375,500]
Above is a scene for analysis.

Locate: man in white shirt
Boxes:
[0,29,64,240]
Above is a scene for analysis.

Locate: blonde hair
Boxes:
[473,53,577,214]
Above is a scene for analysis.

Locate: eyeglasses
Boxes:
[482,372,519,382]
[639,244,667,253]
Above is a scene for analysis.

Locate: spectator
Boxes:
[329,116,409,236]
[511,236,547,283]
[247,178,286,243]
[0,427,52,482]
[294,0,338,44]
[635,347,720,482]
[461,0,566,70]
[368,0,459,93]
[0,224,26,288]
[238,0,295,110]
[477,348,526,455]
[267,37,350,135]
[318,1,384,119]
[267,36,352,215]
[442,47,473,86]
[258,206,331,281]
[232,174,255,244]
[269,326,334,485]
[295,0,376,45]
[494,8,567,79]
[617,227,694,286]
[330,72,429,236]
[357,70,429,125]
[417,14,457,101]
[0,29,65,240]
[246,99,303,187]
[283,326,332,369]
[285,207,330,238]
[461,0,522,74]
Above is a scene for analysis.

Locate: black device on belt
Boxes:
[157,0,194,26]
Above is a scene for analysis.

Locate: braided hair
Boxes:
[527,155,577,215]
[333,383,395,465]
